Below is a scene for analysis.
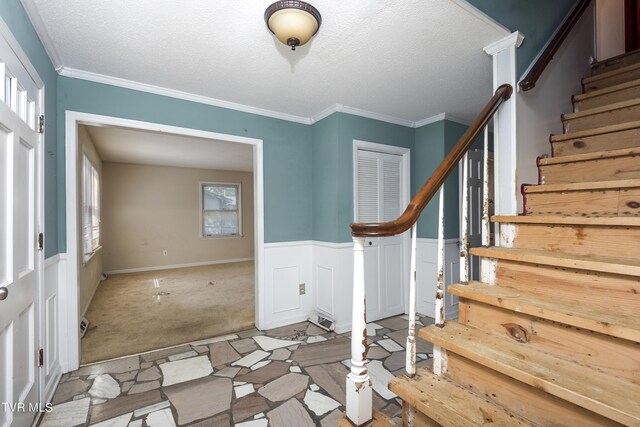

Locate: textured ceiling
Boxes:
[27,0,508,123]
[85,125,254,172]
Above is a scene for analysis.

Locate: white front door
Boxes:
[0,28,44,427]
[356,148,405,322]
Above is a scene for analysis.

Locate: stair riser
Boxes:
[540,153,640,184]
[401,404,439,427]
[574,84,640,111]
[510,223,640,260]
[583,66,640,92]
[551,126,640,156]
[523,187,640,216]
[591,51,640,75]
[495,260,639,318]
[445,354,621,427]
[458,300,640,383]
[563,103,640,133]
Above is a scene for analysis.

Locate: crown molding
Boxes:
[310,104,341,124]
[448,0,511,37]
[413,112,472,128]
[413,112,446,128]
[19,0,63,71]
[339,105,415,128]
[59,66,313,125]
[484,31,525,56]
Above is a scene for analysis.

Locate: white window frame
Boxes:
[82,154,100,262]
[200,181,242,239]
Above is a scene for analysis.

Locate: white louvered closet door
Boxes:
[356,149,404,322]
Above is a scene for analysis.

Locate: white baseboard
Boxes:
[104,257,254,275]
[258,312,311,332]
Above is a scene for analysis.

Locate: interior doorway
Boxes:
[63,112,264,370]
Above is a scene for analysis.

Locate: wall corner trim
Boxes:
[484,31,525,56]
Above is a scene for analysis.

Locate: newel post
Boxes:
[483,31,523,218]
[346,236,373,425]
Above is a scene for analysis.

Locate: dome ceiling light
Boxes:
[264,1,322,51]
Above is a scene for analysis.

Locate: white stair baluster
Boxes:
[346,236,373,426]
[406,222,418,377]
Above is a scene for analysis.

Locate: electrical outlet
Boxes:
[163,250,168,256]
[299,283,306,295]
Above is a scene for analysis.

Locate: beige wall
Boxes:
[102,163,254,272]
[77,126,103,315]
[596,0,626,60]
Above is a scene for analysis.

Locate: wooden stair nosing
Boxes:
[589,49,640,72]
[449,281,640,343]
[562,98,640,122]
[469,246,640,277]
[420,323,640,426]
[574,77,640,102]
[389,368,532,427]
[550,119,640,143]
[523,178,640,194]
[491,215,640,226]
[586,55,640,80]
[539,146,640,166]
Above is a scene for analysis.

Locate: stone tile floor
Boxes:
[40,314,434,427]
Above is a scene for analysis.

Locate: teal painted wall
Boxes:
[0,0,58,257]
[311,113,414,243]
[57,77,313,247]
[413,119,487,239]
[466,0,579,77]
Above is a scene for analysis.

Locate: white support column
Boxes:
[405,223,418,377]
[484,32,524,218]
[346,236,372,426]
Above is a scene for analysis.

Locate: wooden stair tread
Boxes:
[449,281,640,342]
[389,367,531,427]
[539,146,640,165]
[550,119,640,143]
[562,98,640,121]
[523,178,640,193]
[585,60,640,82]
[469,246,640,277]
[575,77,640,101]
[420,323,640,425]
[491,214,640,226]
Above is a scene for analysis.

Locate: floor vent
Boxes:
[308,310,335,332]
[79,317,89,338]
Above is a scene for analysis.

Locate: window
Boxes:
[201,182,241,237]
[82,154,100,261]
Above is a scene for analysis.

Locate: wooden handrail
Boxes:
[351,84,513,238]
[519,0,592,91]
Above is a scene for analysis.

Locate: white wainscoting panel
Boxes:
[263,241,313,330]
[311,242,353,333]
[416,239,460,320]
[43,254,64,400]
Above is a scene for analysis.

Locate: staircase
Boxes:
[389,50,640,426]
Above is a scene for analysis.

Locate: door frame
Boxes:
[352,140,411,314]
[63,111,265,372]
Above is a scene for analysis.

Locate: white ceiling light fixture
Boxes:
[264,1,322,51]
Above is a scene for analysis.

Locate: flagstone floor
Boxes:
[41,314,434,427]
